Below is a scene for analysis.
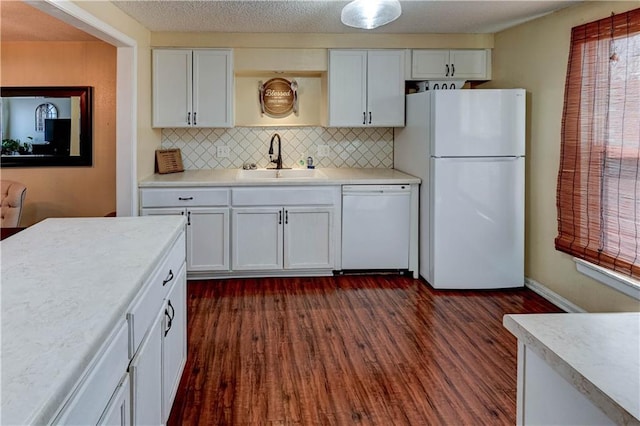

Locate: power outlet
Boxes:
[216,145,230,158]
[317,145,331,157]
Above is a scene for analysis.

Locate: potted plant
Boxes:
[2,139,21,155]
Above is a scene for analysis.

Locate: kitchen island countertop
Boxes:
[503,313,640,425]
[1,216,186,425]
[138,167,421,187]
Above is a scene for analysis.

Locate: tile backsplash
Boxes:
[161,127,393,170]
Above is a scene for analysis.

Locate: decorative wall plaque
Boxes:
[155,148,184,174]
[258,78,298,117]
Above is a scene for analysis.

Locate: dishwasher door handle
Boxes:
[343,191,409,196]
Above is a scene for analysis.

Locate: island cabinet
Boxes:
[52,322,130,425]
[27,218,188,426]
[231,187,340,272]
[328,49,405,127]
[152,48,233,128]
[140,187,231,273]
[411,49,491,80]
[128,232,187,425]
[504,313,640,426]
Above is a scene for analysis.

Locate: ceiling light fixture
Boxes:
[341,0,402,30]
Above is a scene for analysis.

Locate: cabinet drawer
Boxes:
[53,322,129,425]
[140,188,230,207]
[232,187,338,206]
[128,232,186,357]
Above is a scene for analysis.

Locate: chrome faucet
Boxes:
[268,133,283,169]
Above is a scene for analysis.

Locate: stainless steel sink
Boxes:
[236,168,328,180]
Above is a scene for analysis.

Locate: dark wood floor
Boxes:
[168,275,562,425]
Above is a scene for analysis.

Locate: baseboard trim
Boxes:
[524,277,586,313]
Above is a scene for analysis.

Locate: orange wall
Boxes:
[1,41,117,226]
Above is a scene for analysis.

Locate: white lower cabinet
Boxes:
[52,323,130,425]
[162,267,187,422]
[140,188,231,274]
[284,207,334,269]
[129,315,163,426]
[141,207,230,272]
[140,185,340,275]
[230,187,339,272]
[124,232,187,426]
[97,374,130,426]
[517,343,615,425]
[232,207,283,270]
[130,264,187,425]
[231,206,334,271]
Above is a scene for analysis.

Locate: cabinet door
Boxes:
[129,312,163,426]
[193,49,233,128]
[162,265,187,423]
[153,49,192,127]
[187,207,230,271]
[284,207,334,270]
[366,50,405,127]
[328,50,368,127]
[97,374,130,426]
[232,207,283,270]
[411,50,450,79]
[449,49,489,80]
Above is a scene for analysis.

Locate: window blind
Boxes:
[556,8,640,278]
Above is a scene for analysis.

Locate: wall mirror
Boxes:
[1,86,93,167]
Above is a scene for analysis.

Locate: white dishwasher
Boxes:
[342,185,411,270]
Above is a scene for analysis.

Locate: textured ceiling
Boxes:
[1,1,100,42]
[1,0,580,42]
[112,0,580,34]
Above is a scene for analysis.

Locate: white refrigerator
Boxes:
[394,89,525,289]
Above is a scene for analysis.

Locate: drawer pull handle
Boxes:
[368,112,372,124]
[162,269,174,286]
[178,197,193,201]
[285,210,289,224]
[451,64,455,77]
[168,299,175,319]
[278,210,282,225]
[193,112,197,126]
[362,112,366,125]
[164,300,175,337]
[187,112,191,125]
[164,308,172,336]
[445,64,450,77]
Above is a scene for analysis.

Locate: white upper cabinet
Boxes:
[328,49,405,127]
[153,49,233,128]
[411,49,491,80]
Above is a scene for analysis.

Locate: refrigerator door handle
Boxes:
[434,156,522,161]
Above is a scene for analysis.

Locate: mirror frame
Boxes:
[1,86,93,167]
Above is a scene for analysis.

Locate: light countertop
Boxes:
[138,167,421,187]
[503,313,640,425]
[1,216,186,425]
